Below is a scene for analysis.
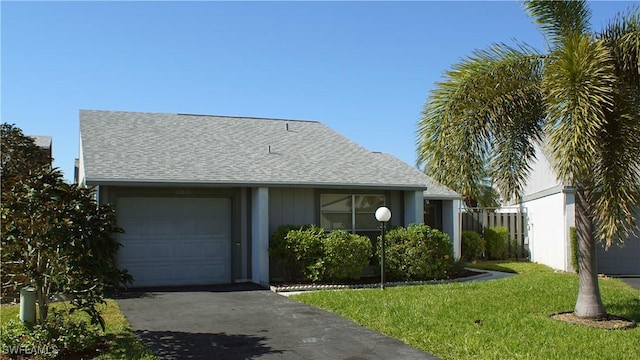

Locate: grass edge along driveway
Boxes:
[291,261,640,360]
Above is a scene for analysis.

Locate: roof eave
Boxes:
[424,194,463,200]
[85,178,428,191]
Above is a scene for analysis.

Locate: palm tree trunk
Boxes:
[574,187,606,318]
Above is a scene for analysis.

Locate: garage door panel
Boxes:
[177,220,197,235]
[120,219,147,236]
[124,265,223,286]
[174,239,228,258]
[119,238,230,260]
[116,197,232,287]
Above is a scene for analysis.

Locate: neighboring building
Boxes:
[31,135,52,164]
[78,110,461,287]
[519,141,639,275]
[74,158,79,185]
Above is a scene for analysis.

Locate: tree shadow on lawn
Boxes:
[606,298,640,322]
[467,261,520,274]
[134,330,284,359]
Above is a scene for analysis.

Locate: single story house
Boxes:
[518,141,639,275]
[78,110,461,287]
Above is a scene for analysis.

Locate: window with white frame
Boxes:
[320,194,385,232]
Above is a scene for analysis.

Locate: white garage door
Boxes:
[116,197,232,287]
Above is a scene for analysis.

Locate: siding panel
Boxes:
[269,188,315,233]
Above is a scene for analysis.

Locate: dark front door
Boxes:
[424,199,443,231]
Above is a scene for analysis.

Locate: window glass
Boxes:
[321,194,352,212]
[320,194,385,232]
[354,213,381,230]
[321,213,352,230]
[354,195,385,212]
[321,194,352,230]
[354,195,385,230]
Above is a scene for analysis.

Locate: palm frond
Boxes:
[544,34,616,184]
[417,80,488,201]
[591,105,640,248]
[598,6,640,89]
[489,108,544,203]
[591,9,640,247]
[525,0,591,46]
[417,43,545,202]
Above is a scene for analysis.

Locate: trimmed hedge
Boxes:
[312,230,373,282]
[484,227,509,260]
[271,224,463,283]
[461,230,485,262]
[382,224,457,281]
[269,225,372,282]
[269,225,324,281]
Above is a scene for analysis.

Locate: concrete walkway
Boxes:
[463,268,517,282]
[116,283,439,360]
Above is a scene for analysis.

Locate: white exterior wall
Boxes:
[523,143,562,196]
[519,142,573,272]
[77,136,86,187]
[524,192,570,271]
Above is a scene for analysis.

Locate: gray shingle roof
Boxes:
[31,135,52,149]
[79,110,442,190]
[423,177,461,199]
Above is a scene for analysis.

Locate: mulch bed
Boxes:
[551,312,637,330]
[270,268,486,292]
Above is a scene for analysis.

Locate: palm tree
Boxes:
[417,0,639,319]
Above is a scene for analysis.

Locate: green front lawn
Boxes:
[0,300,156,360]
[291,261,640,360]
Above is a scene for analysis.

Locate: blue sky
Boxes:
[2,1,635,182]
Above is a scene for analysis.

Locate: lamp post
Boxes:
[375,206,391,290]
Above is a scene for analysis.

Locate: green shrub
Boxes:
[319,230,372,282]
[286,226,325,282]
[508,237,528,259]
[508,237,517,258]
[484,227,509,260]
[461,231,485,261]
[0,309,100,359]
[570,226,579,273]
[269,224,306,281]
[269,224,325,281]
[2,125,131,329]
[382,224,456,281]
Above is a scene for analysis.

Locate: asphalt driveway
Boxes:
[115,283,439,360]
[620,277,640,291]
